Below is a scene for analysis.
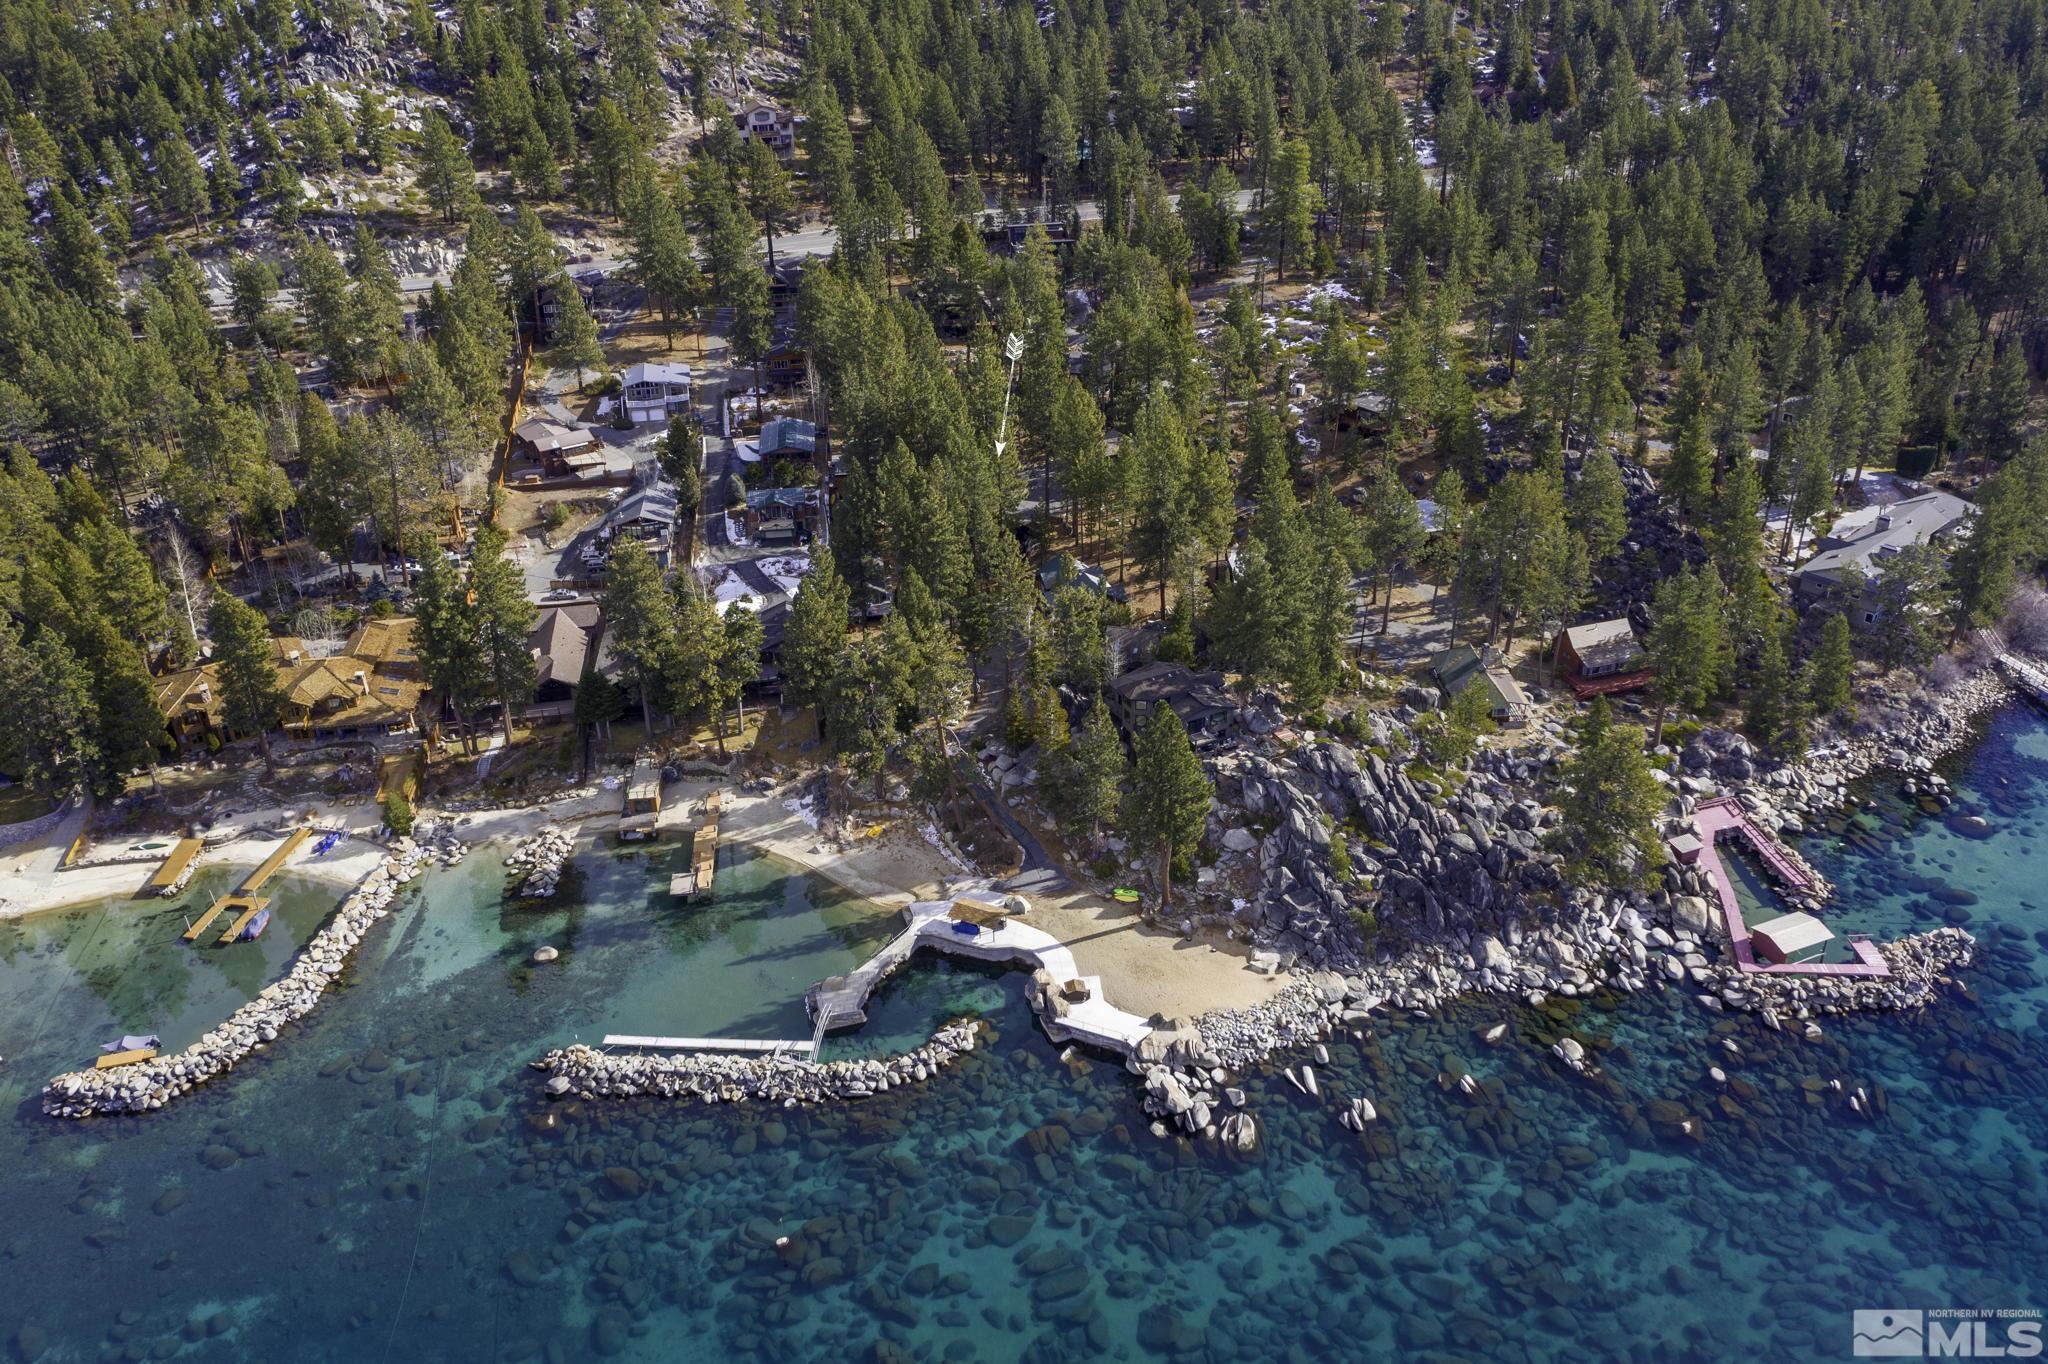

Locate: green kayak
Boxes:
[1110,888,1141,904]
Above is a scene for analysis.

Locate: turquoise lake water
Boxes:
[1,710,2044,1362]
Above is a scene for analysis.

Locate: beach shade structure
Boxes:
[1750,911,1835,965]
[948,899,1007,929]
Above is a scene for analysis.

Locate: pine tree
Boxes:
[572,666,626,778]
[781,553,850,711]
[208,590,286,771]
[741,139,798,270]
[1646,566,1732,744]
[471,525,538,744]
[412,543,488,745]
[417,111,481,222]
[228,256,281,336]
[1554,699,1664,887]
[1265,138,1318,282]
[347,225,407,384]
[1708,455,1766,584]
[706,605,764,753]
[1662,412,1715,520]
[0,617,99,798]
[599,539,672,733]
[1123,705,1213,906]
[156,135,210,224]
[1127,390,1195,614]
[1744,621,1805,758]
[1569,450,1630,565]
[1362,463,1424,634]
[1049,700,1125,836]
[547,279,604,390]
[728,264,776,417]
[1807,611,1855,719]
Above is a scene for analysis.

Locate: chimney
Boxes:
[354,669,370,695]
[197,681,210,701]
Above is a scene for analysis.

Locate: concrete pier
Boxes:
[807,897,1155,1055]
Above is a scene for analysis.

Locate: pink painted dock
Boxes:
[1691,796,1890,978]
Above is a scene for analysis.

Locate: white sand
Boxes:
[3,831,388,919]
[4,775,1291,1021]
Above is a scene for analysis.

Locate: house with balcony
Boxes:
[618,361,693,428]
[734,103,797,155]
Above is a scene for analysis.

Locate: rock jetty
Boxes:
[506,826,573,897]
[42,840,437,1119]
[535,1022,982,1105]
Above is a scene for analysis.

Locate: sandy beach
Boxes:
[2,828,390,920]
[2,773,1291,1026]
[714,781,1290,1022]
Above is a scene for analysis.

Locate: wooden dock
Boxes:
[215,895,272,944]
[238,826,311,895]
[183,898,231,942]
[144,838,204,896]
[95,1048,156,1069]
[1997,650,2048,707]
[685,790,724,902]
[602,1034,815,1057]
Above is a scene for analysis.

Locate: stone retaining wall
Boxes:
[0,801,67,851]
[41,840,433,1119]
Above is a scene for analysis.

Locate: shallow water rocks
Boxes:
[42,840,431,1119]
[507,826,574,897]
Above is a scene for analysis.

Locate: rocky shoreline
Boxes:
[1742,667,2013,829]
[534,1022,982,1105]
[518,694,1999,1132]
[41,839,438,1119]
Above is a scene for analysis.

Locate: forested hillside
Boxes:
[0,0,2045,856]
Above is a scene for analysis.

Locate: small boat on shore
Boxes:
[313,831,341,856]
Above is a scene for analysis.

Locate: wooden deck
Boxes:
[182,899,231,942]
[184,892,268,944]
[95,1048,156,1069]
[238,826,311,895]
[216,895,272,944]
[144,838,204,895]
[687,790,724,902]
